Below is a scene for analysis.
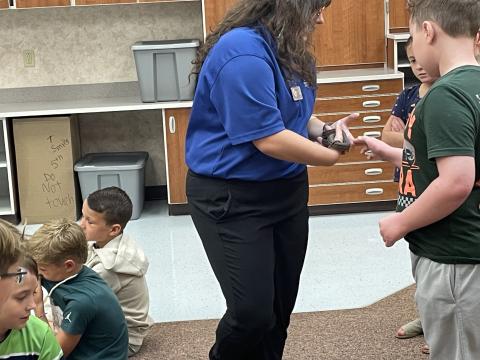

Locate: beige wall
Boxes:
[1,2,203,186]
[0,2,202,88]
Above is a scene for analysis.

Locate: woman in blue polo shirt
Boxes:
[186,1,356,359]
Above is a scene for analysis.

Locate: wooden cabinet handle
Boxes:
[364,168,383,176]
[362,100,381,108]
[362,85,380,92]
[363,131,381,138]
[168,115,176,134]
[362,115,381,123]
[365,188,384,196]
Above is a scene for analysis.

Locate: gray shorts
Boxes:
[411,253,480,360]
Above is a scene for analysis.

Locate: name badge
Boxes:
[290,86,303,101]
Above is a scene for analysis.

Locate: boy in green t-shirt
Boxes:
[0,219,63,360]
[355,0,480,358]
[27,219,129,360]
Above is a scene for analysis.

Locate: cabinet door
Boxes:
[0,0,9,9]
[204,0,238,34]
[313,0,385,68]
[16,0,70,8]
[164,108,190,205]
[389,0,409,33]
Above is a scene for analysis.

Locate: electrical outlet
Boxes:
[23,49,35,68]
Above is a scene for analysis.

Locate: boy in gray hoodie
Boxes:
[80,187,151,357]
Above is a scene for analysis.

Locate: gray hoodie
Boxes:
[86,233,152,347]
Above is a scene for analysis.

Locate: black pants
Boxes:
[186,170,309,360]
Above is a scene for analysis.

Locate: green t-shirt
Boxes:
[0,315,63,360]
[42,266,128,360]
[396,65,480,263]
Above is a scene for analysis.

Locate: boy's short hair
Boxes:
[0,219,23,273]
[87,187,133,230]
[28,219,88,265]
[408,0,480,38]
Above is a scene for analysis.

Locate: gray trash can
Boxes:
[74,152,148,220]
[132,39,200,102]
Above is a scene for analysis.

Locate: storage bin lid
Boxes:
[74,152,149,172]
[131,39,200,51]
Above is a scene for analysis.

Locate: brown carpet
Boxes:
[136,285,426,359]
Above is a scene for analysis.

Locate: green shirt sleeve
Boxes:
[39,323,64,360]
[422,85,476,160]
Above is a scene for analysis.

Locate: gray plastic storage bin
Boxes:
[132,39,200,102]
[74,152,148,220]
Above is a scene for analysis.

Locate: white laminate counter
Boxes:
[0,70,404,118]
[316,67,404,84]
[0,82,192,118]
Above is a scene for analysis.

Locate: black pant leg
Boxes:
[186,170,309,360]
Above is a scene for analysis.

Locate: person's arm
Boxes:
[254,129,341,166]
[353,136,403,167]
[379,155,475,246]
[56,329,82,358]
[381,114,405,148]
[254,113,358,166]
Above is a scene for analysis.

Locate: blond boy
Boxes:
[28,219,128,360]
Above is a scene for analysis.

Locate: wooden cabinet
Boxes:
[76,0,134,4]
[203,0,237,35]
[313,0,386,69]
[163,108,190,213]
[388,0,409,33]
[203,0,386,69]
[0,119,17,219]
[16,0,70,8]
[309,77,403,213]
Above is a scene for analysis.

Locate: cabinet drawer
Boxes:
[317,79,403,98]
[308,181,398,205]
[315,111,391,127]
[308,162,394,185]
[314,95,397,114]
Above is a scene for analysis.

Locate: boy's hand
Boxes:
[353,136,388,160]
[379,213,408,247]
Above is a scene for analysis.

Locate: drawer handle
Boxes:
[362,100,381,108]
[365,168,383,176]
[362,115,381,123]
[362,85,380,92]
[363,131,381,138]
[365,188,384,196]
[169,115,176,134]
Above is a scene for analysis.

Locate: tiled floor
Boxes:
[26,200,415,323]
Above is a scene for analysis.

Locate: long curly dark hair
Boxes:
[193,0,331,86]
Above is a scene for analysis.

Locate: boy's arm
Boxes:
[56,329,82,358]
[353,136,403,167]
[380,155,475,246]
[381,115,405,148]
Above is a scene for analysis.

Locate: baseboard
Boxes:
[145,185,167,201]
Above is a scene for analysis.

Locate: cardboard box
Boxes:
[13,116,81,224]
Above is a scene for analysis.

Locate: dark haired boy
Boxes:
[80,186,151,356]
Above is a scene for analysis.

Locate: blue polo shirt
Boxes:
[185,25,316,181]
